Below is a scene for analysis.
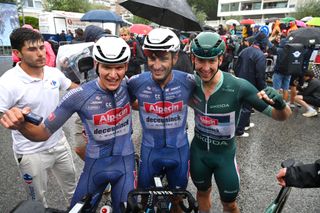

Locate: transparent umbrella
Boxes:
[226,19,240,26]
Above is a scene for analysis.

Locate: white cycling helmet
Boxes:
[143,28,180,52]
[93,36,131,64]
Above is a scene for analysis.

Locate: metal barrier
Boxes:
[0,39,13,76]
[0,39,12,56]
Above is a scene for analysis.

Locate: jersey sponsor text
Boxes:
[144,101,183,117]
[93,103,130,126]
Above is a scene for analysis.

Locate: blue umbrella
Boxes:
[80,10,123,23]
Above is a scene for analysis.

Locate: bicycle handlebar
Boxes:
[127,188,198,213]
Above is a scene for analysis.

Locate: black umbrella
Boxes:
[119,0,202,31]
[81,10,123,23]
[287,28,320,46]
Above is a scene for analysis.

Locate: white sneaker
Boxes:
[302,110,318,117]
[289,103,296,108]
[237,132,249,137]
[244,123,255,131]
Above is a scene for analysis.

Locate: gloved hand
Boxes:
[263,87,286,110]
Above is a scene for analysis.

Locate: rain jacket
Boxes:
[285,159,320,188]
[83,25,107,42]
[235,45,266,91]
[271,20,281,37]
[273,38,289,75]
[287,22,298,34]
[126,38,145,78]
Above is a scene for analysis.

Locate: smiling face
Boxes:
[97,63,128,91]
[145,50,178,87]
[192,55,222,84]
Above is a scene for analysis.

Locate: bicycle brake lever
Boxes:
[281,159,295,168]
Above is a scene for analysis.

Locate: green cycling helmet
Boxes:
[191,32,226,59]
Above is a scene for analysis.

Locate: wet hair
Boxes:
[75,28,84,36]
[120,27,130,35]
[10,28,44,51]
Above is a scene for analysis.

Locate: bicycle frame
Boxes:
[264,159,302,213]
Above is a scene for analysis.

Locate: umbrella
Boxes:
[119,0,202,31]
[226,19,240,26]
[202,24,216,31]
[280,17,295,23]
[80,10,123,23]
[265,17,279,23]
[287,28,320,46]
[300,16,312,22]
[306,17,320,27]
[129,24,153,35]
[295,20,307,28]
[240,19,255,25]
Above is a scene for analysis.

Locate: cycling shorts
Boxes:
[190,139,239,202]
[138,144,189,189]
[70,154,135,213]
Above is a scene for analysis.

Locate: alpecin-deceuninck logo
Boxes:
[23,173,33,184]
[199,116,219,126]
[93,103,130,126]
[144,101,183,117]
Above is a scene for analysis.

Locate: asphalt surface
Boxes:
[0,60,319,212]
[0,106,320,212]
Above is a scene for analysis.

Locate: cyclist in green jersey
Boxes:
[189,32,292,213]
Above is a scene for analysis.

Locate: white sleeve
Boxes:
[51,67,72,91]
[0,78,15,112]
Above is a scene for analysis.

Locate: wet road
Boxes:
[0,105,319,212]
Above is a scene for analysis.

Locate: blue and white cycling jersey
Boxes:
[128,70,195,148]
[44,79,134,158]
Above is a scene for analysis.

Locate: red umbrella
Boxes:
[240,19,255,25]
[129,24,153,35]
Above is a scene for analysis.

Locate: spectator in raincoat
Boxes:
[242,24,252,38]
[287,21,298,34]
[271,20,281,38]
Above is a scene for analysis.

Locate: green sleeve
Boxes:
[239,79,271,115]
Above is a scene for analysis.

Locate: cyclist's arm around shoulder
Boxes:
[68,82,79,89]
[127,73,142,104]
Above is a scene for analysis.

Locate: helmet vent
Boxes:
[97,45,127,60]
[194,38,201,48]
[147,35,174,45]
[213,39,222,48]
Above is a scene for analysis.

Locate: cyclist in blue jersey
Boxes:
[0,36,135,213]
[127,28,195,211]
